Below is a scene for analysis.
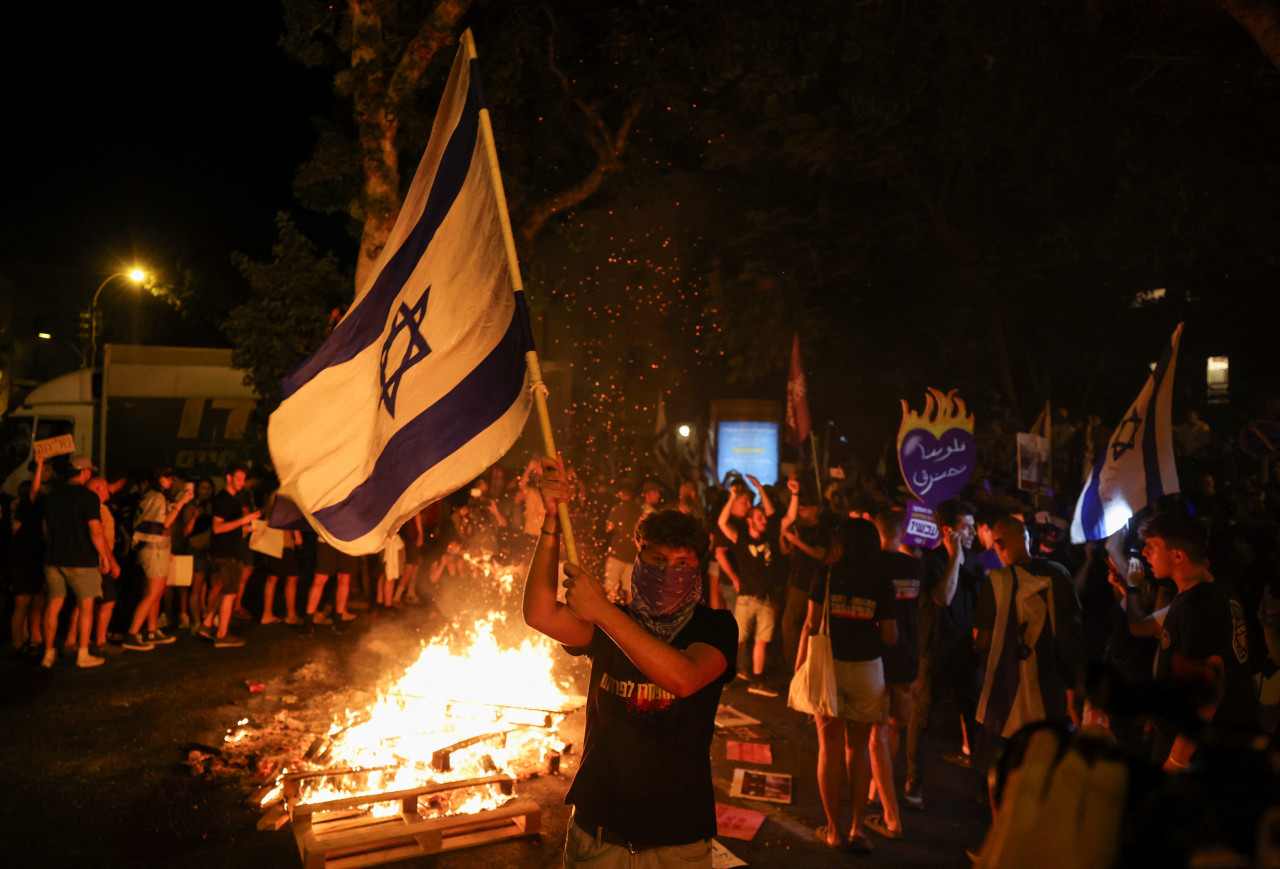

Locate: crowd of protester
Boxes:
[3,407,1279,861]
[0,453,555,667]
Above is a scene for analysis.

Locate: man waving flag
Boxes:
[269,31,535,555]
[1070,323,1183,543]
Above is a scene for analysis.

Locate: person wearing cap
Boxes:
[524,455,736,866]
[122,468,193,650]
[40,455,114,669]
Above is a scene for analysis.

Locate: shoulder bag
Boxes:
[787,567,840,718]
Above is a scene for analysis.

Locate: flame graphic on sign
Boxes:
[898,388,975,444]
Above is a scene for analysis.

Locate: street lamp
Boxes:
[89,268,148,362]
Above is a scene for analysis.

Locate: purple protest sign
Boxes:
[902,501,940,548]
[898,388,976,508]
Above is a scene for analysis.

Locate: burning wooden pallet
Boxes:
[280,771,540,869]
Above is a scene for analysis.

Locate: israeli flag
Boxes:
[269,33,535,555]
[1070,323,1182,543]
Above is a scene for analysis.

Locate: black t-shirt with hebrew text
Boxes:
[563,605,737,846]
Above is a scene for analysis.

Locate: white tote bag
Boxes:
[787,568,840,718]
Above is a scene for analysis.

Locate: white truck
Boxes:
[1,344,258,493]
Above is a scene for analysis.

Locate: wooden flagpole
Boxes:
[465,30,579,566]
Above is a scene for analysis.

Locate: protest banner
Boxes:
[898,388,976,508]
[33,435,76,460]
[902,500,941,548]
[1017,432,1049,492]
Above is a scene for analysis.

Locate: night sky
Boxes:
[2,4,323,302]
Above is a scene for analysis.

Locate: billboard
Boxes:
[716,420,779,485]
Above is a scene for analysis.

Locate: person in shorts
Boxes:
[181,477,215,630]
[260,488,303,625]
[41,455,114,669]
[796,518,898,851]
[86,477,122,656]
[7,458,47,654]
[716,476,781,695]
[306,540,360,631]
[198,466,259,647]
[123,468,192,650]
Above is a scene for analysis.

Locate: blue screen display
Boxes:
[716,421,779,485]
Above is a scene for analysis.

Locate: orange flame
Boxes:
[898,388,974,445]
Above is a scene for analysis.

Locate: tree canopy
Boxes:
[228,0,1280,475]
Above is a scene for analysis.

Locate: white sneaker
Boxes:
[76,649,105,668]
[41,648,57,669]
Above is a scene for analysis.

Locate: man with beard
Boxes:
[523,456,736,867]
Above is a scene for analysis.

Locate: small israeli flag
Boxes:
[268,32,535,555]
[1070,323,1182,543]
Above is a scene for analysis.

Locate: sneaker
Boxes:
[214,634,245,648]
[943,751,973,768]
[76,649,105,669]
[747,679,779,698]
[197,624,216,641]
[41,648,57,669]
[902,781,924,811]
[92,643,124,656]
[122,632,155,651]
[145,630,177,645]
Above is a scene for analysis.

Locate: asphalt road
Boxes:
[1,602,986,869]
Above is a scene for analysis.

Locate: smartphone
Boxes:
[185,482,195,495]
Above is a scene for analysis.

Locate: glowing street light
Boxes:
[677,424,692,438]
[89,267,149,361]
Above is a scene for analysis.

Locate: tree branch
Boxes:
[516,98,642,255]
[387,0,471,110]
[514,11,646,254]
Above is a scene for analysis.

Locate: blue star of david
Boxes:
[1111,408,1143,461]
[379,288,432,417]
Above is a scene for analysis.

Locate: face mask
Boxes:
[631,556,702,616]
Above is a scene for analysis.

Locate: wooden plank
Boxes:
[430,730,512,773]
[292,799,540,868]
[257,804,290,831]
[290,773,513,818]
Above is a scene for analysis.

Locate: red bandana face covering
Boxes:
[627,557,702,642]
